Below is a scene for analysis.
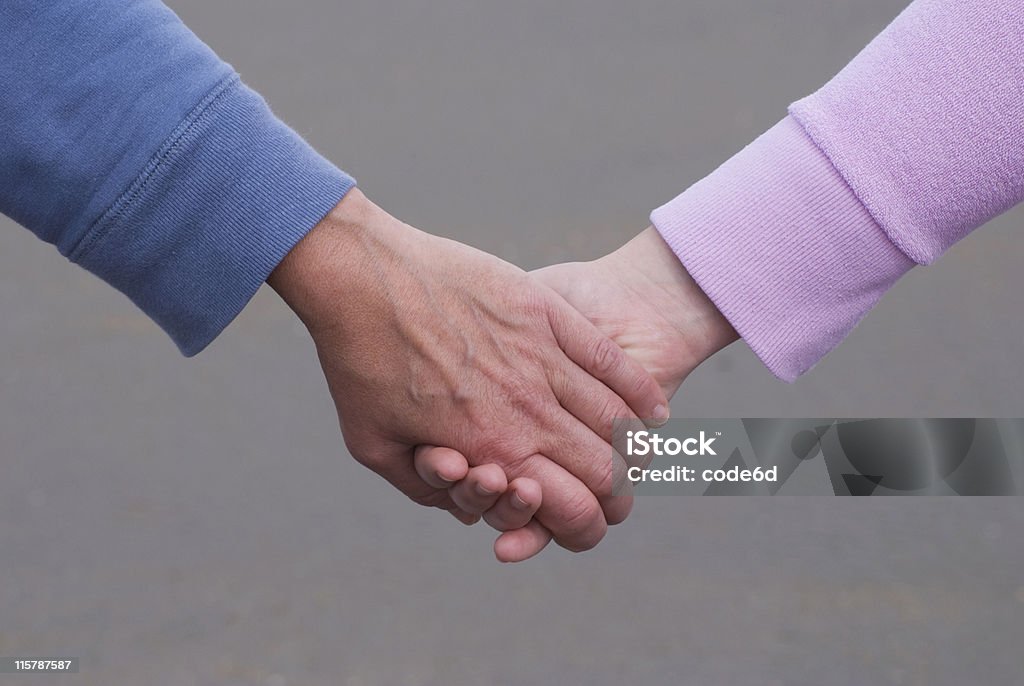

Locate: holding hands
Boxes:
[270,189,737,561]
[419,227,738,560]
[419,227,738,559]
[268,190,693,556]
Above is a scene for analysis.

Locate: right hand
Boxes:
[418,227,740,561]
[267,190,669,552]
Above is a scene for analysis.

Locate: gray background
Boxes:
[1,1,1022,684]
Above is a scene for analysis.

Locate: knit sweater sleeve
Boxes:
[651,0,1024,381]
[0,1,355,355]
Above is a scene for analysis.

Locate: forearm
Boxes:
[0,1,354,354]
[651,0,1024,380]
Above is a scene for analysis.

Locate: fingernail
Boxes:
[475,483,498,497]
[650,404,670,426]
[511,491,530,510]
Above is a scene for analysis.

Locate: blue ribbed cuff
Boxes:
[68,75,355,355]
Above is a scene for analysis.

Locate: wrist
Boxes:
[604,227,738,366]
[267,188,398,333]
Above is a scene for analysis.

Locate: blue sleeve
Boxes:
[0,1,355,354]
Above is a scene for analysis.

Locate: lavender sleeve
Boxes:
[651,0,1024,381]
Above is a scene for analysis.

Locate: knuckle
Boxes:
[556,492,603,546]
[559,526,604,552]
[482,509,510,531]
[453,494,486,516]
[588,336,622,378]
[597,397,632,439]
[628,364,656,398]
[505,373,556,425]
[589,462,615,498]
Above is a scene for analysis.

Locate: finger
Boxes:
[494,520,554,563]
[530,407,633,525]
[549,358,647,445]
[522,454,607,552]
[601,489,634,526]
[483,477,542,531]
[449,463,508,515]
[414,445,470,488]
[547,365,640,524]
[545,297,669,426]
[414,446,505,524]
[446,505,481,526]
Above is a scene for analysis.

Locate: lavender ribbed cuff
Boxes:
[651,116,916,381]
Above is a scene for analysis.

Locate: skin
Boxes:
[413,446,542,530]
[267,190,669,553]
[418,227,740,562]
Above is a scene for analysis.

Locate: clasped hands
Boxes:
[268,189,737,561]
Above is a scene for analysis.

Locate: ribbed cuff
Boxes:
[69,75,355,356]
[651,115,915,382]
